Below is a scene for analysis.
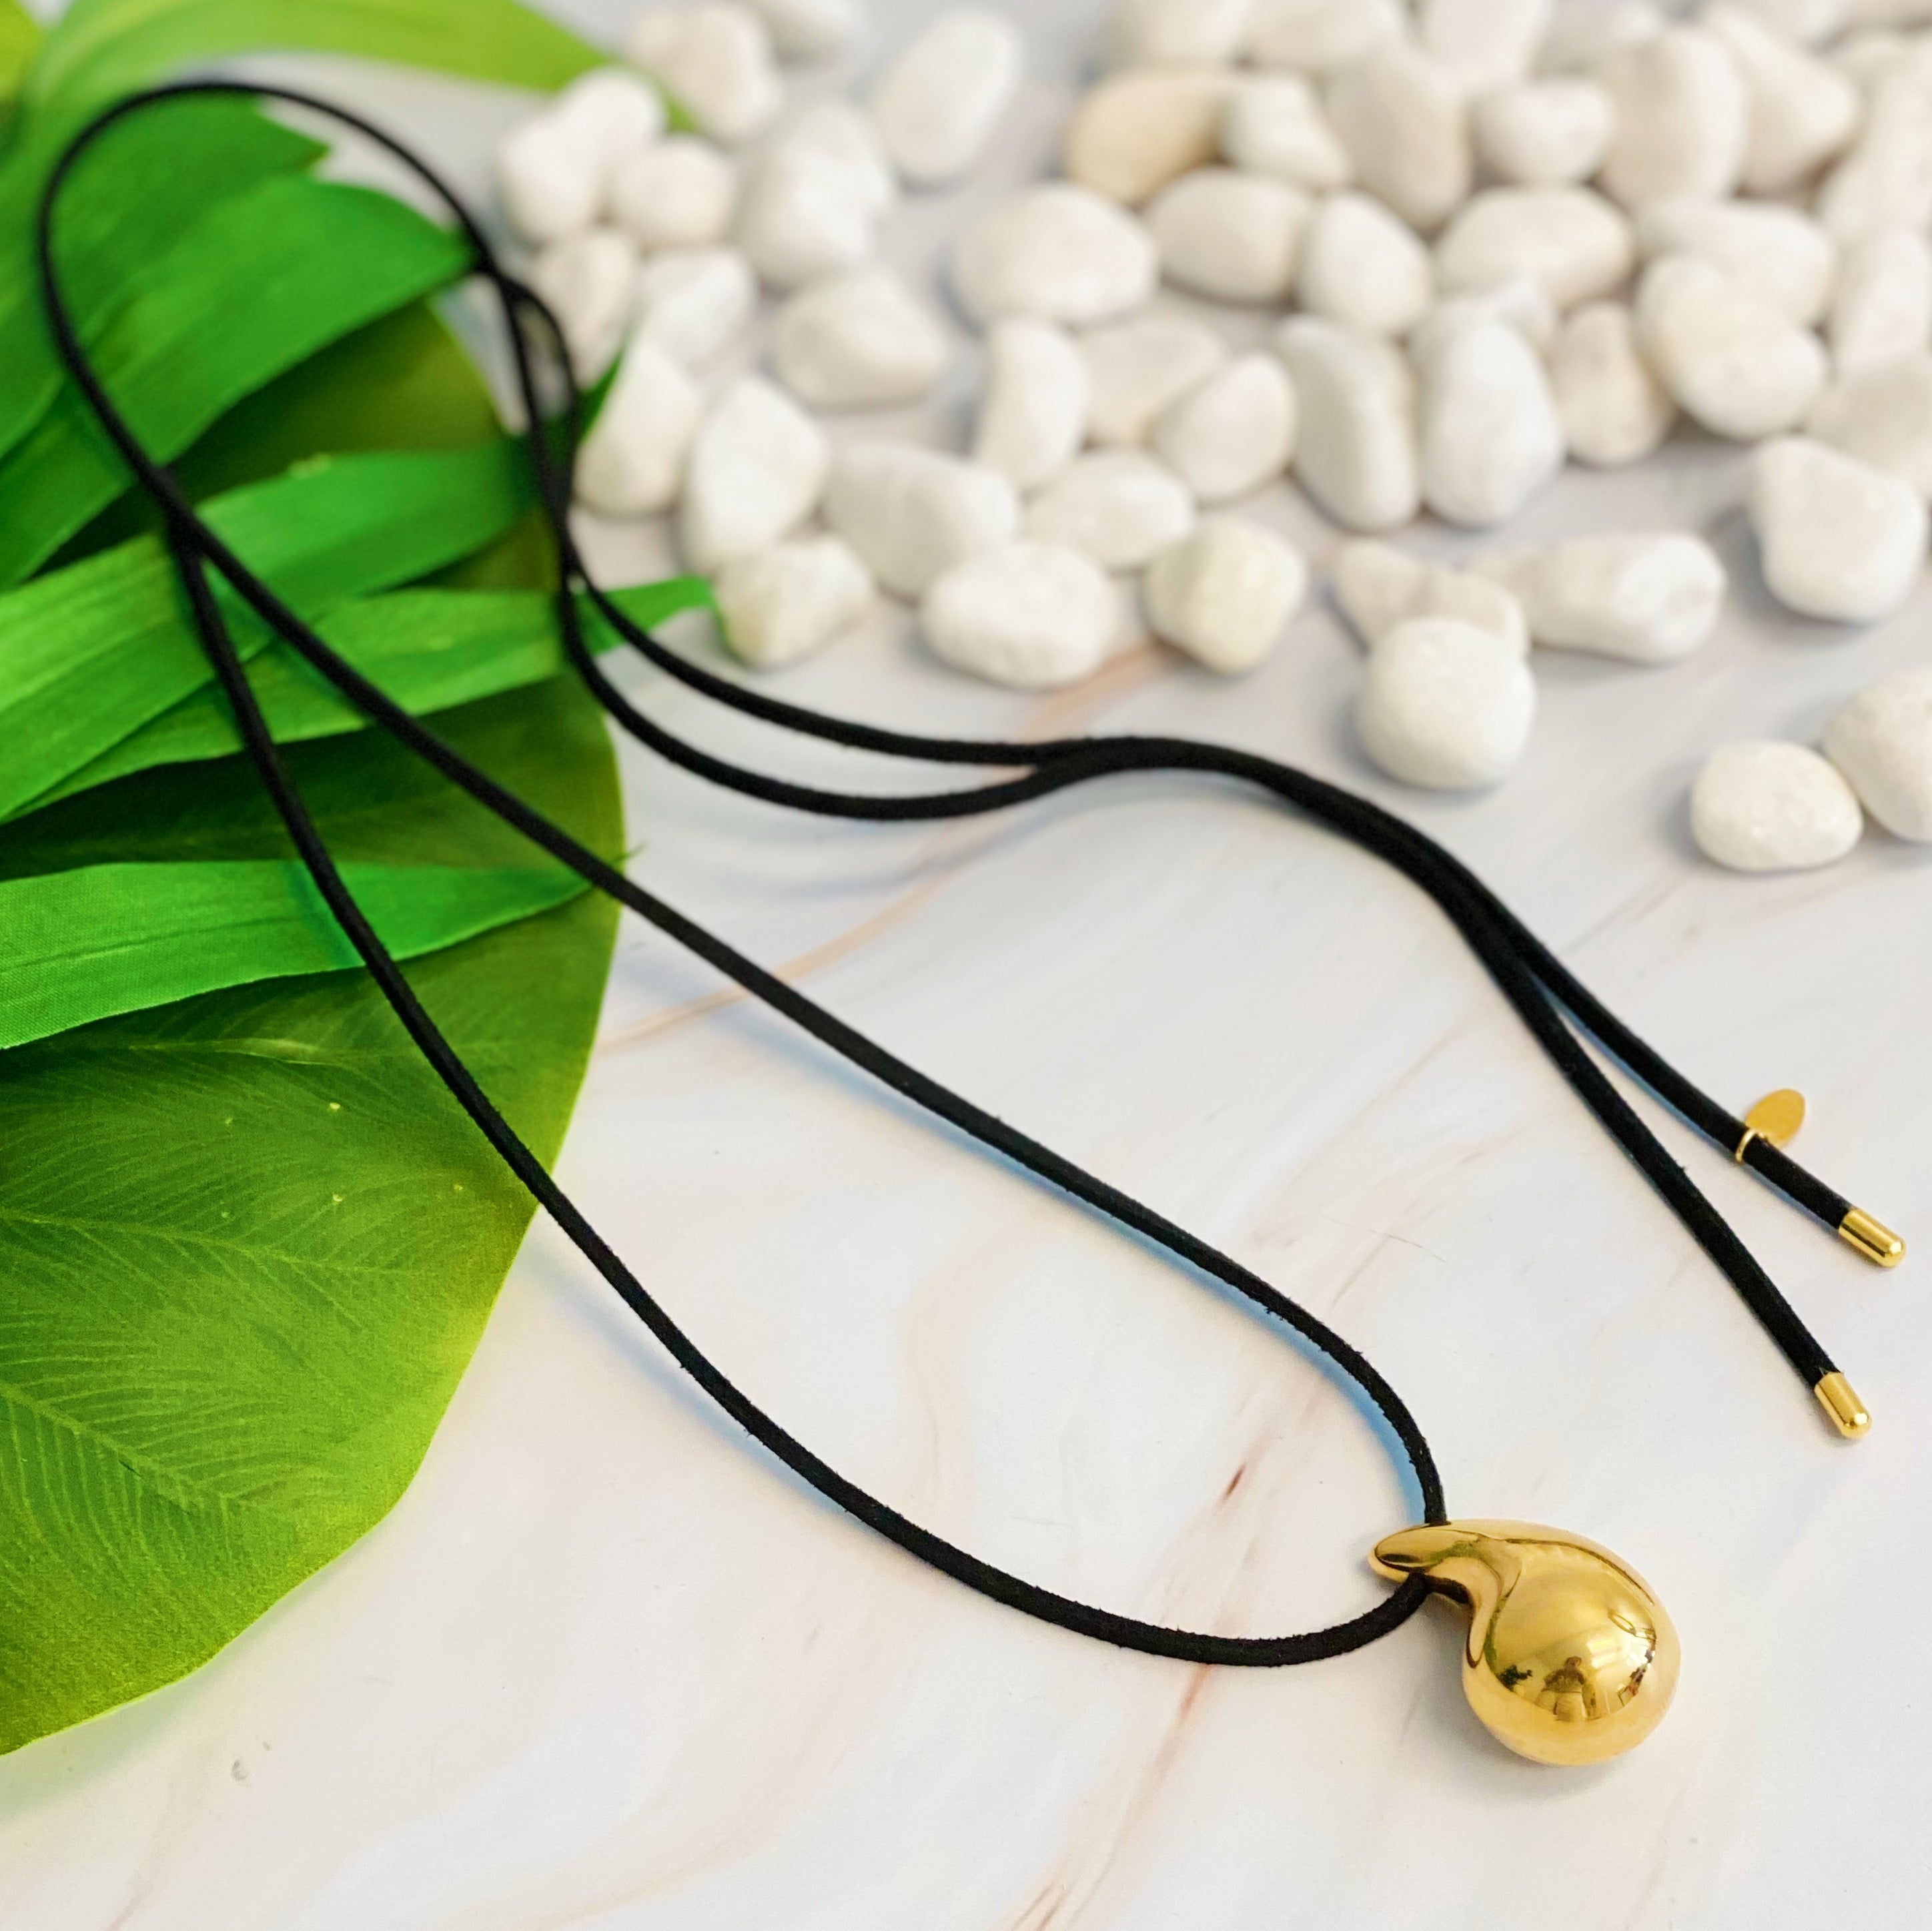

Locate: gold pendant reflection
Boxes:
[1372,1520,1680,1767]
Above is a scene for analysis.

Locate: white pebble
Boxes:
[773,268,949,410]
[530,228,638,379]
[922,544,1121,688]
[1705,6,1862,198]
[1065,69,1230,206]
[715,538,875,669]
[1471,79,1616,188]
[1807,354,1932,493]
[1332,540,1530,653]
[1246,0,1406,73]
[1635,199,1838,328]
[680,378,831,572]
[1296,192,1434,337]
[975,320,1091,490]
[498,72,667,246]
[1691,742,1864,871]
[827,444,1021,597]
[1434,187,1635,312]
[746,0,860,63]
[1815,51,1932,238]
[626,4,783,145]
[1416,318,1564,528]
[574,338,700,517]
[609,137,739,253]
[1598,27,1749,210]
[1550,300,1677,467]
[1023,452,1197,570]
[1636,255,1828,442]
[1221,75,1353,189]
[1410,277,1558,360]
[774,102,899,218]
[735,147,877,289]
[1325,44,1474,234]
[1824,669,1932,839]
[1082,318,1230,445]
[1356,618,1537,791]
[1751,434,1929,621]
[1536,1,1665,74]
[953,187,1159,327]
[1276,318,1420,531]
[1105,0,1257,69]
[632,246,759,368]
[869,8,1022,188]
[556,67,669,159]
[1829,229,1932,374]
[1480,534,1727,663]
[1723,0,1846,42]
[1145,169,1310,306]
[1417,0,1550,95]
[1145,520,1308,673]
[1153,353,1298,503]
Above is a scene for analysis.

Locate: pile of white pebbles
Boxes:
[496,0,1932,873]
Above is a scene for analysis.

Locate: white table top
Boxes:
[5,3,1930,1926]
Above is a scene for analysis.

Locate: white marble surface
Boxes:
[5,3,1932,1925]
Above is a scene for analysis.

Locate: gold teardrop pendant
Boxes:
[1372,1521,1680,1767]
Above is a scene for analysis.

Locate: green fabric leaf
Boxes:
[0,673,622,1754]
[0,1,41,101]
[0,173,471,586]
[0,439,530,823]
[0,857,586,1051]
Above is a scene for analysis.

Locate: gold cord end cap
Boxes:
[1816,1373,1871,1441]
[1841,1208,1906,1270]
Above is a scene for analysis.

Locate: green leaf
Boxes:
[23,0,605,110]
[0,438,532,823]
[0,0,40,101]
[0,672,622,1754]
[0,173,471,586]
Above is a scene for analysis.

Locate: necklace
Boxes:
[36,80,1903,1769]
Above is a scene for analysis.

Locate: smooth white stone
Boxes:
[1723,0,1847,42]
[1824,667,1932,837]
[974,320,1091,491]
[775,102,899,218]
[1829,230,1932,374]
[1831,24,1911,93]
[1471,79,1616,187]
[1145,168,1310,306]
[1806,354,1932,493]
[1751,434,1929,620]
[1479,534,1727,663]
[530,228,639,379]
[714,537,875,668]
[1356,617,1537,790]
[1551,300,1678,468]
[680,377,831,572]
[1435,187,1635,312]
[1276,317,1420,531]
[574,338,701,517]
[1418,0,1551,95]
[1409,276,1558,360]
[1691,741,1864,871]
[826,444,1021,598]
[1105,0,1257,69]
[1023,452,1197,570]
[498,117,606,248]
[1144,520,1308,672]
[556,67,670,163]
[920,543,1119,688]
[1296,192,1434,337]
[1081,318,1229,445]
[1636,255,1829,442]
[1705,6,1863,197]
[1635,198,1838,328]
[1815,53,1932,236]
[626,5,784,145]
[1220,75,1354,189]
[1331,540,1530,653]
[1246,0,1405,73]
[1416,318,1564,528]
[632,246,759,368]
[952,187,1159,327]
[869,9,1022,188]
[1152,354,1298,503]
[1325,45,1474,234]
[773,268,950,410]
[734,147,877,290]
[1537,1,1664,73]
[1064,69,1230,206]
[1598,28,1749,210]
[745,0,860,63]
[609,137,739,253]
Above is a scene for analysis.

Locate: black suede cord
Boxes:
[34,83,1865,1669]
